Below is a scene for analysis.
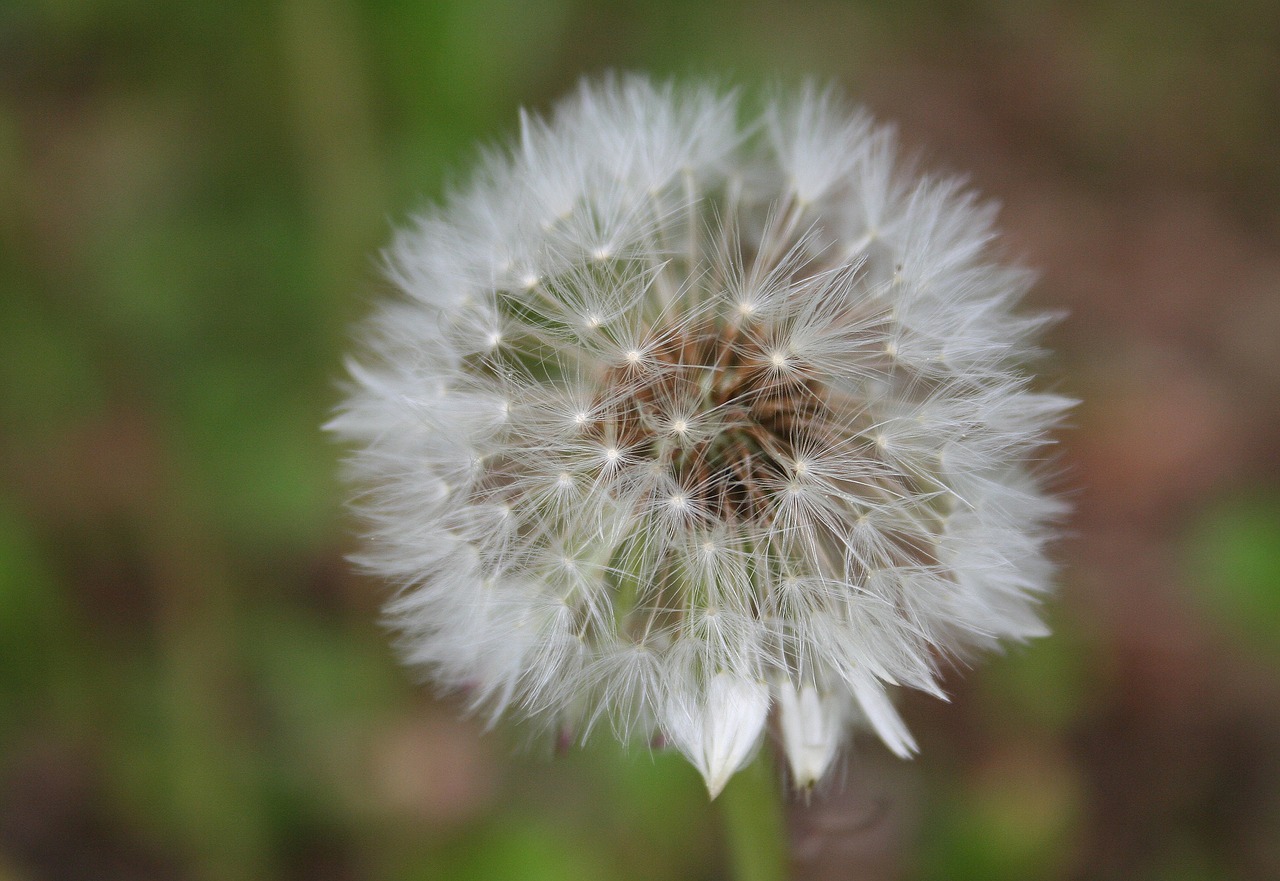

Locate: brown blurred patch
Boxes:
[789,742,920,881]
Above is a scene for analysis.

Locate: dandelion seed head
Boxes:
[330,74,1072,796]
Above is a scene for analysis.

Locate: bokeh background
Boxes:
[3,1,1279,879]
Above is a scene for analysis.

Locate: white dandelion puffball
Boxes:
[329,76,1071,797]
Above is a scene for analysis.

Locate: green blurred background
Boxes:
[3,1,1279,879]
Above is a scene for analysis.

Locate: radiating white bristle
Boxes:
[329,74,1070,796]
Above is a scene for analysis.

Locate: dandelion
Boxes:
[328,75,1071,797]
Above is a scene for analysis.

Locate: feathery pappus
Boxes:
[328,75,1072,796]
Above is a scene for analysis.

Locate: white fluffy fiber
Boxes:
[329,75,1071,795]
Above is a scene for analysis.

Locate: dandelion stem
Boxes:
[717,751,788,881]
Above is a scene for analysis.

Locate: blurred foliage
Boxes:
[2,0,1279,879]
[1187,492,1280,658]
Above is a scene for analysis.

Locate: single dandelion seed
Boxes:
[328,74,1072,799]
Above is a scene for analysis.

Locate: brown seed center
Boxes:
[594,320,830,524]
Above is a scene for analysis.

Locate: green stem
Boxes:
[717,751,789,881]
